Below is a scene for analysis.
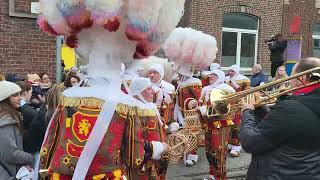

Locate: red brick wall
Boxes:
[282,0,319,58]
[0,0,56,80]
[186,0,284,71]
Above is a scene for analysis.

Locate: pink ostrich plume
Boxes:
[37,16,59,36]
[58,0,93,34]
[164,27,218,69]
[84,0,123,32]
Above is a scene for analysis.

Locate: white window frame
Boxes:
[312,34,320,57]
[221,19,259,73]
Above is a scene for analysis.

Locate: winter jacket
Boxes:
[30,105,47,151]
[268,40,287,63]
[20,103,38,153]
[0,115,34,179]
[250,72,268,87]
[240,87,320,180]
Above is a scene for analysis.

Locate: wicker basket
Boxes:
[165,128,197,163]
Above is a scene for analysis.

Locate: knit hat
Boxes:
[148,63,165,80]
[128,77,152,96]
[0,80,22,101]
[27,74,41,85]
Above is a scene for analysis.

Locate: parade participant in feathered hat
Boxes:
[35,0,185,179]
[164,27,218,167]
[198,70,235,180]
[225,64,250,157]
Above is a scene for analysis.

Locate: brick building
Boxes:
[1,0,320,78]
[0,0,56,79]
[181,0,320,74]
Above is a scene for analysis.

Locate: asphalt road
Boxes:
[166,147,251,180]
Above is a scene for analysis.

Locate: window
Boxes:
[221,14,259,70]
[313,24,320,58]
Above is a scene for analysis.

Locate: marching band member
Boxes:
[239,58,320,179]
[225,65,250,157]
[199,70,235,180]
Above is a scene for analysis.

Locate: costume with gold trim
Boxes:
[176,77,204,146]
[200,88,234,180]
[40,97,158,180]
[225,77,250,146]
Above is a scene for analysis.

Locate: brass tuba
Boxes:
[207,67,320,117]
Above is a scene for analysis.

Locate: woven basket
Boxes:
[165,128,198,163]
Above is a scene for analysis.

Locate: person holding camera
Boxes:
[266,33,287,78]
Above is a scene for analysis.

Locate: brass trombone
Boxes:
[207,67,320,117]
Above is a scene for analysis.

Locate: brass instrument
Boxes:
[207,67,320,117]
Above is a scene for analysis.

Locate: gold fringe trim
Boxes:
[61,96,104,108]
[116,103,157,117]
[61,96,157,117]
[179,82,202,89]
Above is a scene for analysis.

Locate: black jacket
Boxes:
[268,40,287,63]
[240,88,320,180]
[30,105,47,152]
[20,103,38,153]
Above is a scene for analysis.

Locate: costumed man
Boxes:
[127,77,170,180]
[39,85,170,180]
[148,63,178,132]
[198,70,235,180]
[164,27,218,167]
[174,64,203,166]
[201,63,222,88]
[35,0,186,179]
[225,65,251,157]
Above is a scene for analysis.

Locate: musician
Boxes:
[225,65,250,157]
[240,57,320,180]
[174,65,202,167]
[198,70,235,180]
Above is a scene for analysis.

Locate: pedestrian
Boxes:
[39,72,52,94]
[250,64,268,87]
[271,66,289,91]
[15,81,39,154]
[0,80,34,179]
[266,33,287,78]
[239,57,320,180]
[64,74,80,88]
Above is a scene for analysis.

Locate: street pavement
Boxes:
[166,147,251,180]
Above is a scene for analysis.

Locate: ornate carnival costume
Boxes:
[199,70,235,180]
[225,65,250,157]
[35,0,185,179]
[164,27,218,166]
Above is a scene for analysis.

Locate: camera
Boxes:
[265,36,276,43]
